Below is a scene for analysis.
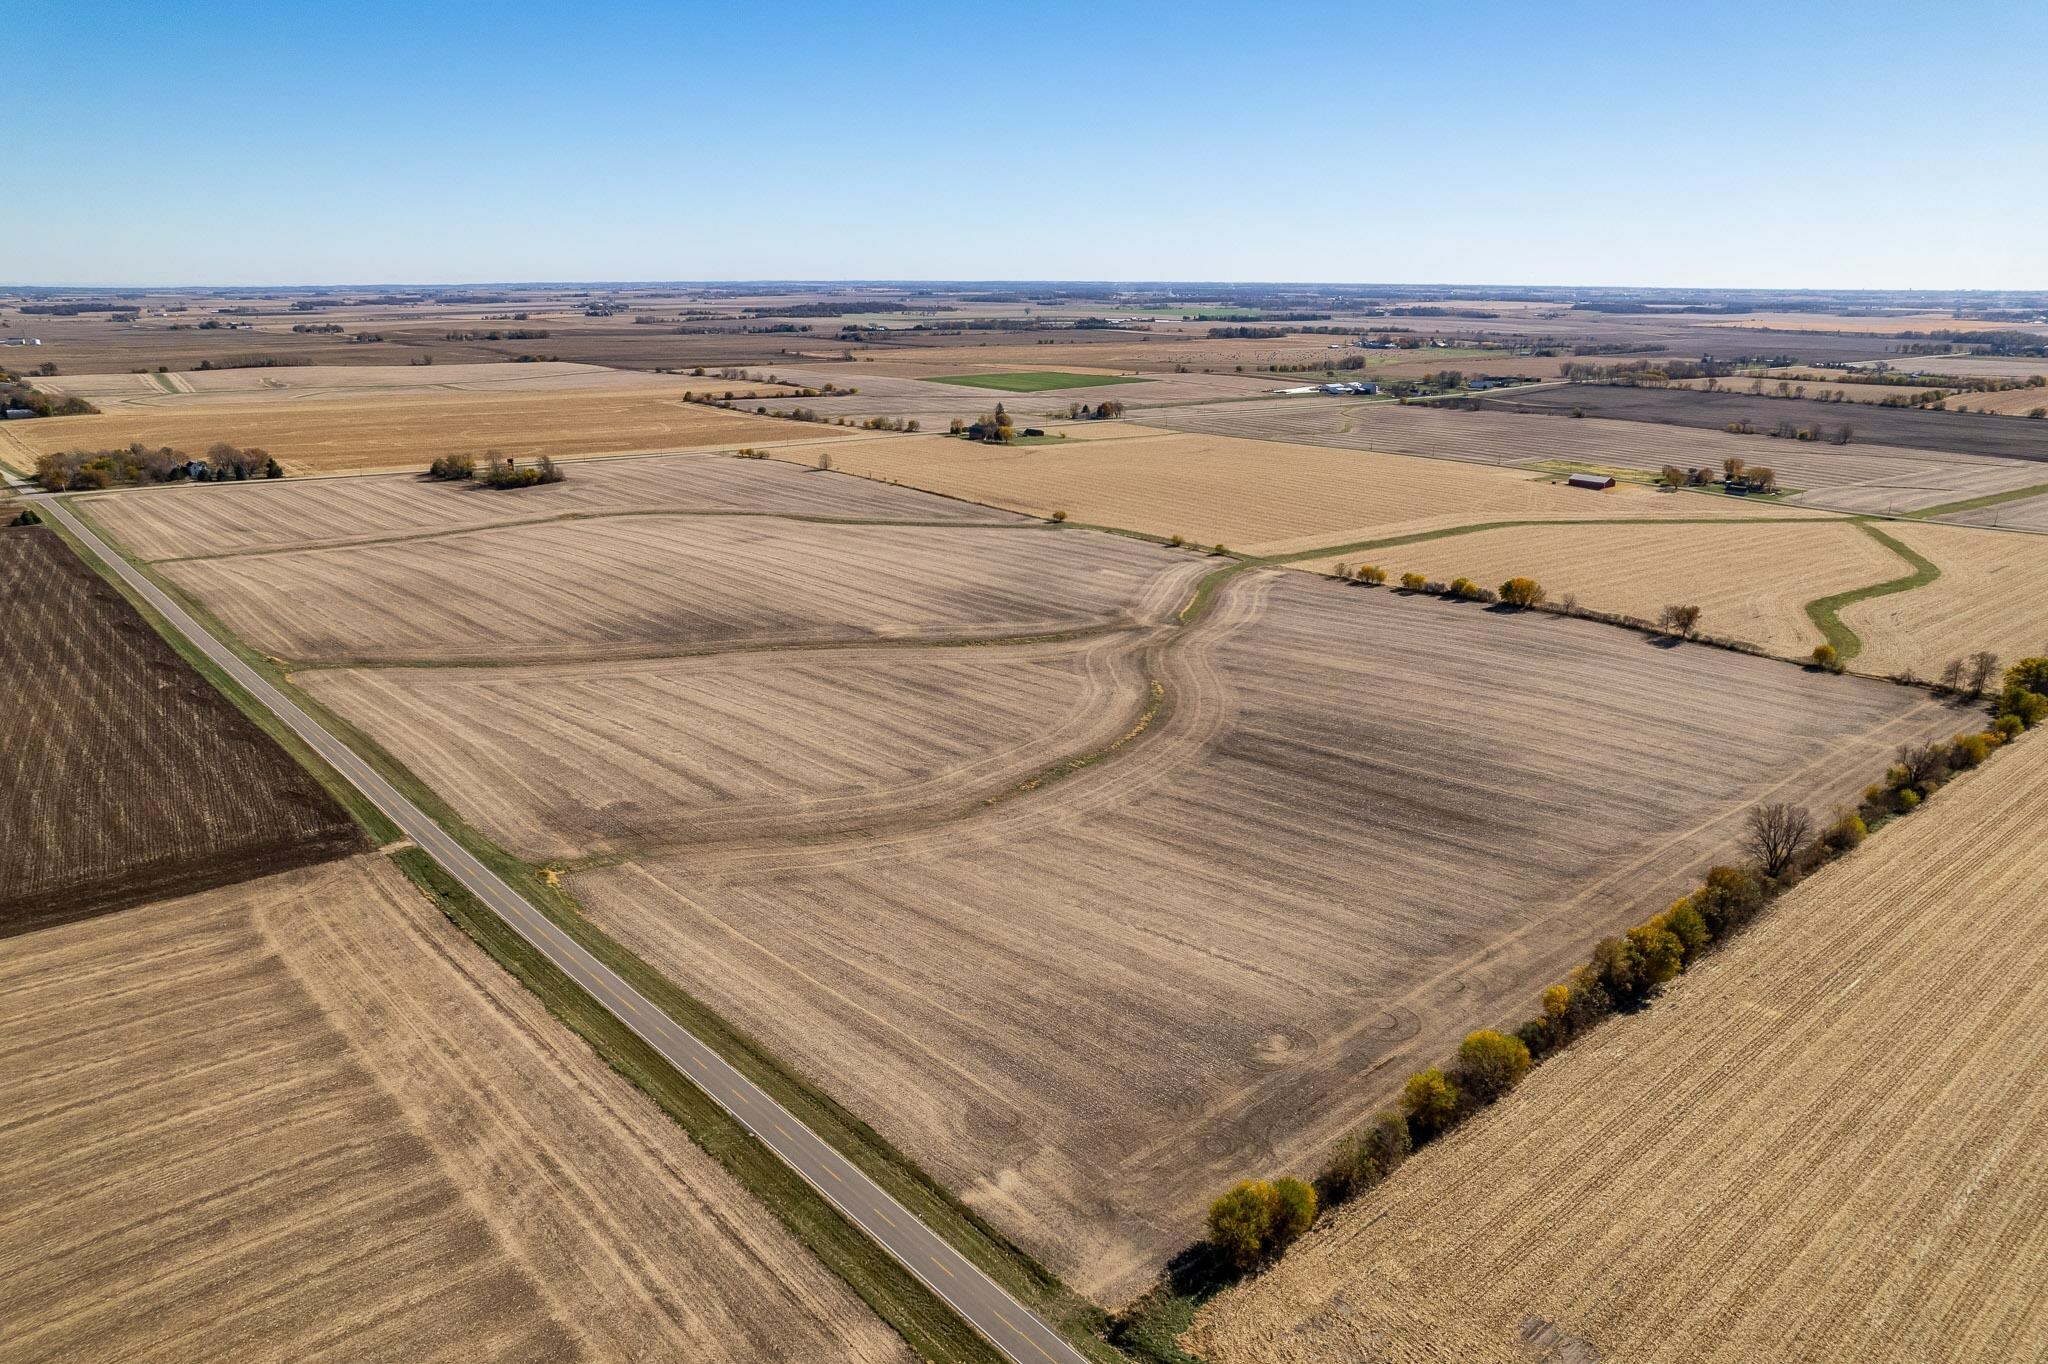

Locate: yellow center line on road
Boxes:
[931,1255,955,1279]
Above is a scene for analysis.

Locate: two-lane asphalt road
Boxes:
[31,485,1091,1364]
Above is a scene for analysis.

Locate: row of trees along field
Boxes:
[35,442,280,489]
[1201,653,2048,1281]
[424,452,565,488]
[3,370,95,416]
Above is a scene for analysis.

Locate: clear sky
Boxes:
[11,1,2044,290]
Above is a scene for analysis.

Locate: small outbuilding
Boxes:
[1566,472,1616,491]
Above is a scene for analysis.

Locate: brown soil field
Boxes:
[1187,728,2048,1364]
[78,451,1021,561]
[0,525,361,935]
[164,515,1206,665]
[1932,487,2048,533]
[823,427,1814,559]
[1138,397,2048,516]
[1482,384,2048,462]
[301,634,1153,861]
[567,573,1965,1304]
[0,854,910,1364]
[1674,374,1959,405]
[0,382,829,475]
[1841,521,2048,678]
[1289,519,1900,658]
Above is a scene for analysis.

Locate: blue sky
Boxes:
[11,1,2044,289]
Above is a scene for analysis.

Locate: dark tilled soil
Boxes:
[0,525,363,936]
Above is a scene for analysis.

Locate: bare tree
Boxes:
[1658,603,1703,639]
[1966,651,2001,698]
[1939,657,1966,694]
[1743,803,1813,879]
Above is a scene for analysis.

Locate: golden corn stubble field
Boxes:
[0,855,910,1364]
[1286,519,1902,659]
[1187,724,2048,1364]
[1,361,837,474]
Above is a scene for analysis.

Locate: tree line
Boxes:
[425,451,565,488]
[35,442,282,489]
[1202,657,2048,1278]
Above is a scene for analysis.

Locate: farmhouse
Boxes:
[1566,472,1616,490]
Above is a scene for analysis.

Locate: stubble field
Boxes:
[821,426,1814,559]
[1480,384,2048,462]
[300,634,1154,861]
[1187,727,2048,1364]
[1132,398,2048,515]
[1840,520,2048,678]
[77,450,1018,561]
[0,378,824,474]
[0,525,361,935]
[164,513,1204,665]
[565,574,1964,1303]
[1288,518,1902,658]
[0,854,910,1364]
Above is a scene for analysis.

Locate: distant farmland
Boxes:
[0,370,826,475]
[1132,398,2048,515]
[1189,727,2048,1364]
[927,371,1151,393]
[1480,383,2048,461]
[0,525,360,935]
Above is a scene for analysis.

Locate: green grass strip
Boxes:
[1902,481,2048,522]
[1803,522,1941,662]
[390,849,1010,1364]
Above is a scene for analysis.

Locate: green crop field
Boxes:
[927,372,1152,393]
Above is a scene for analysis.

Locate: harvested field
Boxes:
[0,525,360,936]
[301,635,1153,861]
[1860,354,2048,381]
[825,428,1816,559]
[1289,519,1900,658]
[1136,398,2048,516]
[928,370,1151,393]
[29,360,733,404]
[1929,485,2048,533]
[0,380,828,475]
[164,515,1206,664]
[1479,384,2048,462]
[1841,521,2048,679]
[724,363,1286,423]
[0,854,910,1364]
[1187,728,2048,1364]
[568,573,1964,1303]
[1943,387,2048,417]
[78,451,1022,561]
[1674,374,1959,405]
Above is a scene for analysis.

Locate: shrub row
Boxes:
[1331,563,1546,609]
[1205,691,2026,1276]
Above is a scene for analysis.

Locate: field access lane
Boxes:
[32,486,1088,1364]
